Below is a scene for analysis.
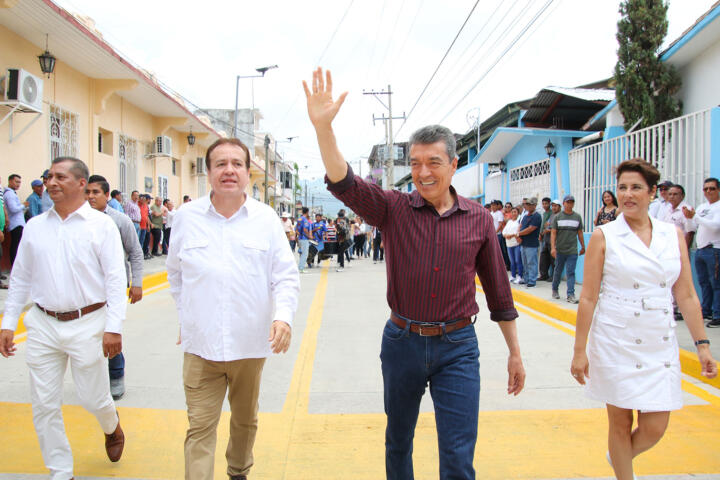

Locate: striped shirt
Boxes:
[326,166,517,323]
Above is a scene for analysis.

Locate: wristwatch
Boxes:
[695,339,710,347]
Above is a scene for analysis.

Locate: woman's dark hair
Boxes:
[615,158,660,190]
[511,207,520,214]
[601,190,618,207]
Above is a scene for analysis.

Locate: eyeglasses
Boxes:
[704,187,718,192]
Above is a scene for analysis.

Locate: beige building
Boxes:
[0,0,273,209]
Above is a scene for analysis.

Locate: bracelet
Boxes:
[695,339,710,347]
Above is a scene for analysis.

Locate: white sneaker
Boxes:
[510,277,517,284]
[336,267,344,272]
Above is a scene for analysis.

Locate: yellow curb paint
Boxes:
[514,304,576,336]
[478,277,720,391]
[681,379,720,407]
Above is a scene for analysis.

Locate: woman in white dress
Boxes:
[571,159,717,480]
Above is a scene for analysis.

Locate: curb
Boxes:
[476,277,720,390]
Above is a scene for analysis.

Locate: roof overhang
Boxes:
[0,0,221,147]
[662,2,720,69]
[474,127,592,164]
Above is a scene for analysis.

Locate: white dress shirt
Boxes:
[689,199,720,248]
[166,194,300,362]
[660,200,696,234]
[2,202,127,333]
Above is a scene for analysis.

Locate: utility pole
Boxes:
[363,85,405,190]
[304,179,308,207]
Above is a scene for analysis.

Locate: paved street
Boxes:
[1,255,719,479]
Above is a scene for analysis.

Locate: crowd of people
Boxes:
[280,207,384,273]
[487,177,720,330]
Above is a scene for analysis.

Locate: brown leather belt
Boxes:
[36,302,106,321]
[390,312,472,337]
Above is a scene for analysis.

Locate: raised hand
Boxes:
[303,67,348,130]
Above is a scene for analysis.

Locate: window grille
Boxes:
[119,134,138,197]
[49,105,78,162]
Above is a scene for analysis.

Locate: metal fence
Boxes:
[569,108,713,232]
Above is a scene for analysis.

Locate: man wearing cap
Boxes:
[539,199,561,282]
[280,211,296,250]
[649,180,673,218]
[518,196,542,287]
[5,174,26,266]
[550,195,585,303]
[40,170,54,213]
[26,180,45,219]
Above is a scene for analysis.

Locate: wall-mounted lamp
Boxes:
[498,159,506,172]
[38,34,56,77]
[544,140,556,158]
[187,126,196,146]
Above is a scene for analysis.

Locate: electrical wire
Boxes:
[438,0,555,123]
[394,0,482,136]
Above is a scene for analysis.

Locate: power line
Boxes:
[395,0,482,136]
[439,0,556,124]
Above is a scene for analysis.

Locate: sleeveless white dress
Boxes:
[586,213,682,411]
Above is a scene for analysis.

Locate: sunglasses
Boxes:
[704,187,718,192]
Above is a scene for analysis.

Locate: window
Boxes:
[49,105,78,161]
[119,134,138,197]
[98,127,113,155]
[172,159,177,176]
[157,175,168,200]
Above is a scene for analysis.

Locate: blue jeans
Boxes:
[507,245,523,278]
[521,246,538,286]
[380,317,480,480]
[552,253,578,296]
[298,239,309,271]
[695,247,720,319]
[108,352,125,380]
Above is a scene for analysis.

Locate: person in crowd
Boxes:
[108,190,124,213]
[595,190,619,226]
[503,201,513,221]
[649,180,672,218]
[124,190,141,235]
[312,212,327,266]
[550,195,585,303]
[182,195,191,204]
[296,207,312,273]
[683,177,720,328]
[571,159,717,480]
[167,137,299,480]
[353,217,366,257]
[325,217,337,244]
[539,199,561,282]
[335,209,351,272]
[0,157,127,479]
[305,68,525,479]
[26,179,44,219]
[149,196,164,257]
[5,174,26,266]
[162,199,175,254]
[503,206,523,284]
[40,169,54,213]
[139,195,151,259]
[517,196,541,287]
[364,219,373,258]
[492,200,510,271]
[281,212,296,251]
[371,225,384,264]
[0,181,6,288]
[662,184,695,248]
[86,175,144,400]
[538,197,554,281]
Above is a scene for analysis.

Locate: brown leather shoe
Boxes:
[104,416,124,462]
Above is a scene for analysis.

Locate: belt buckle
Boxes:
[417,323,435,336]
[77,308,82,319]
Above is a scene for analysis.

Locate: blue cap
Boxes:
[41,169,49,178]
[31,179,43,187]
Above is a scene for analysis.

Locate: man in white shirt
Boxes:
[0,157,127,480]
[167,138,299,480]
[683,177,720,327]
[649,179,672,218]
[661,184,696,247]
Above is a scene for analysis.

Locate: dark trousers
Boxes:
[381,317,480,479]
[539,240,554,279]
[497,233,510,270]
[151,227,162,255]
[337,240,346,267]
[162,227,171,254]
[108,352,125,379]
[353,235,365,257]
[9,225,23,266]
[373,238,384,261]
[142,228,150,255]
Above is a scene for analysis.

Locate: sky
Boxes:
[54,0,715,184]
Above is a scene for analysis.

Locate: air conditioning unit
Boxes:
[194,157,207,176]
[154,135,172,156]
[5,68,43,112]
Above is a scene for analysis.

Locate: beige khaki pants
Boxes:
[183,352,266,480]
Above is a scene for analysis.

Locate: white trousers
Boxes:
[24,305,118,480]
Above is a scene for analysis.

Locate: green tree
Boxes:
[614,0,682,130]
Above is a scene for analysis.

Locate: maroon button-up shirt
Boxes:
[326,165,517,323]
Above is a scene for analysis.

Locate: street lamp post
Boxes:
[233,65,278,139]
[274,136,298,212]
